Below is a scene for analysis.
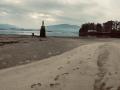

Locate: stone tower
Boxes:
[40,21,46,37]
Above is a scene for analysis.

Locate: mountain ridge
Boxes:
[0,24,17,30]
[0,24,80,32]
[47,24,80,32]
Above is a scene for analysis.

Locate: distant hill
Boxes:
[0,24,17,30]
[47,24,80,32]
[0,24,80,32]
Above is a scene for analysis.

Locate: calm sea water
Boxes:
[0,30,79,37]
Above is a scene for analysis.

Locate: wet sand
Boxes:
[0,35,92,69]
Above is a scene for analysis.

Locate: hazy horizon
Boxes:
[0,0,120,28]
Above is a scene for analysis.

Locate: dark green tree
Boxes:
[40,21,46,37]
[96,23,102,32]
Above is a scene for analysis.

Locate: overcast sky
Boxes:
[0,0,120,28]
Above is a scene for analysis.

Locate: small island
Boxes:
[79,20,120,38]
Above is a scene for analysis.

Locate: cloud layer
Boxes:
[0,0,120,28]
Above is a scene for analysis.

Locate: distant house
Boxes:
[88,30,97,33]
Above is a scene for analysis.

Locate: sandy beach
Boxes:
[0,35,110,70]
[0,35,84,69]
[0,36,120,90]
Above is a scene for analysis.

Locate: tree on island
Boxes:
[79,23,96,36]
[40,21,46,37]
[103,21,114,32]
[96,23,103,32]
[79,20,120,37]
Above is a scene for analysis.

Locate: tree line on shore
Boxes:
[79,20,120,37]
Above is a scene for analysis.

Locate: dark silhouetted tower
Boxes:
[40,21,46,37]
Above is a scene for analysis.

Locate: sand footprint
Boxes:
[54,75,60,81]
[57,66,63,70]
[117,86,120,90]
[73,67,80,71]
[49,83,60,88]
[67,61,71,64]
[54,72,69,81]
[31,83,42,89]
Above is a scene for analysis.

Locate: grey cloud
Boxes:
[0,0,119,28]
